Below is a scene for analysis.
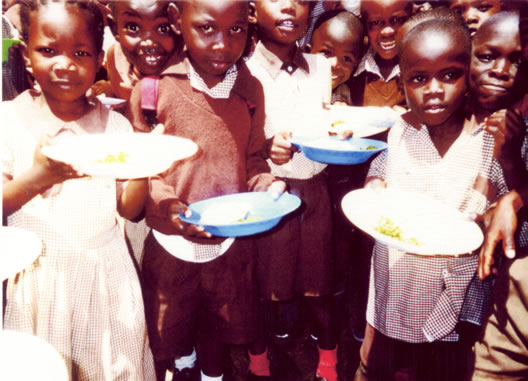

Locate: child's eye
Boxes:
[477,4,492,12]
[410,75,426,84]
[342,56,355,64]
[443,71,463,81]
[318,49,332,58]
[157,24,170,35]
[75,50,91,57]
[477,54,493,63]
[37,47,55,54]
[200,25,213,33]
[231,26,244,34]
[367,20,383,29]
[390,16,407,26]
[125,23,140,33]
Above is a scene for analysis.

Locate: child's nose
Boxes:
[279,0,295,13]
[329,56,338,67]
[425,78,443,94]
[464,9,480,24]
[490,57,513,80]
[54,55,76,72]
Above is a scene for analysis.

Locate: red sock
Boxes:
[316,345,338,381]
[248,348,270,377]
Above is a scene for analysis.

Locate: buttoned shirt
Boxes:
[246,41,332,180]
[367,118,507,343]
[354,46,401,82]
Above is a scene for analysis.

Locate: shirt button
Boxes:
[442,269,449,277]
[286,65,293,73]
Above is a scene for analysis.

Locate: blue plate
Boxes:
[179,192,301,237]
[291,136,387,165]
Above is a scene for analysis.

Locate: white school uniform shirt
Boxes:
[246,41,332,180]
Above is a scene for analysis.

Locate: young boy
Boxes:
[472,6,528,379]
[93,0,178,100]
[245,1,337,381]
[310,9,364,106]
[355,18,507,381]
[448,0,501,38]
[125,1,285,380]
[351,0,412,107]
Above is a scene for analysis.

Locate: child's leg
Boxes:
[197,337,225,378]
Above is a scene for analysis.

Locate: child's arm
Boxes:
[3,136,83,216]
[268,131,296,165]
[478,188,528,279]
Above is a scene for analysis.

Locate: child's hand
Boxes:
[269,131,295,165]
[267,179,287,200]
[477,191,522,280]
[33,135,84,188]
[168,199,212,239]
[482,109,507,158]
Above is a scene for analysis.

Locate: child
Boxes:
[310,9,364,106]
[92,0,179,100]
[472,5,528,378]
[246,1,337,380]
[2,0,155,379]
[354,18,507,380]
[351,0,412,107]
[124,1,285,380]
[448,0,501,37]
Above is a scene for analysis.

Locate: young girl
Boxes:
[2,0,155,379]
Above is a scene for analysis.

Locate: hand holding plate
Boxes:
[168,199,212,239]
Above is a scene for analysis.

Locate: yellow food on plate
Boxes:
[374,216,420,246]
[97,152,128,164]
[236,215,262,223]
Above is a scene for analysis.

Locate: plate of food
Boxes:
[1,226,42,280]
[291,136,387,165]
[325,105,399,138]
[97,96,126,109]
[341,188,484,256]
[42,133,198,179]
[179,192,301,237]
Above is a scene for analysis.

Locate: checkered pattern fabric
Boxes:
[2,93,155,380]
[188,63,237,99]
[354,46,401,82]
[518,119,528,248]
[366,119,507,343]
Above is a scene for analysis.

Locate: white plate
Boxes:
[341,188,484,256]
[42,133,198,179]
[0,330,68,381]
[97,96,126,109]
[325,105,399,138]
[1,226,42,280]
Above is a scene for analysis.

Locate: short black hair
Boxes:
[20,0,104,53]
[473,10,520,46]
[399,18,471,67]
[313,9,364,40]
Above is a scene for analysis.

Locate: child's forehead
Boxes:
[362,0,410,17]
[474,15,520,45]
[114,0,168,19]
[181,0,248,19]
[449,0,500,9]
[315,19,361,46]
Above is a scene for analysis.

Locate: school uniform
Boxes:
[126,50,274,360]
[246,41,334,300]
[358,117,507,379]
[351,47,405,108]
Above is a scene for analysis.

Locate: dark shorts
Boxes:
[141,231,258,360]
[255,173,334,300]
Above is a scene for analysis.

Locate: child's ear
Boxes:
[168,3,182,35]
[249,1,258,25]
[106,14,118,40]
[19,42,33,76]
[97,50,104,72]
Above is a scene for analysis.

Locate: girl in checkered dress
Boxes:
[2,1,154,379]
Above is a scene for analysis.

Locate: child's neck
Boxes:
[38,93,91,123]
[374,54,398,80]
[260,38,298,63]
[427,110,465,158]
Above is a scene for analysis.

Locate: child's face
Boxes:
[253,0,311,47]
[470,18,521,111]
[171,0,248,88]
[401,30,468,127]
[449,0,501,38]
[112,0,175,76]
[311,20,362,89]
[24,3,101,104]
[362,0,411,61]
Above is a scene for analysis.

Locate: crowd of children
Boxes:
[2,0,528,381]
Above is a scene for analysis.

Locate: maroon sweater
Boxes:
[126,54,274,243]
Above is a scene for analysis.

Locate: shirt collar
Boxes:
[354,46,400,82]
[251,41,310,80]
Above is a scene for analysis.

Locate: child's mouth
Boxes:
[277,19,296,32]
[380,41,396,51]
[424,104,446,114]
[143,55,163,67]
